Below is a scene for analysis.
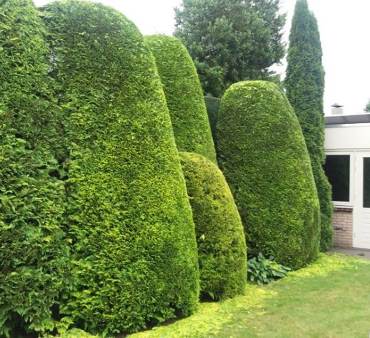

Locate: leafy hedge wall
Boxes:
[0,1,70,336]
[43,1,199,334]
[145,35,217,163]
[180,152,247,300]
[217,81,320,269]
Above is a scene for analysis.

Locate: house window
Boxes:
[363,158,370,208]
[324,155,350,203]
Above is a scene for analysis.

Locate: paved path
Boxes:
[333,247,370,259]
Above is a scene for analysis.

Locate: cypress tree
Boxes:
[285,0,332,251]
[42,1,199,334]
[217,81,320,269]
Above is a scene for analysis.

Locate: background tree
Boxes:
[365,100,370,112]
[175,0,285,97]
[285,0,333,251]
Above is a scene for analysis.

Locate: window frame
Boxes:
[363,157,370,209]
[325,152,353,207]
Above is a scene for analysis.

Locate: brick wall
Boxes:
[332,207,353,248]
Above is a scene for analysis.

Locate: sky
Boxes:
[34,0,370,115]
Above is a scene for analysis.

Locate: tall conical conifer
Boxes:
[285,0,333,251]
[42,1,199,334]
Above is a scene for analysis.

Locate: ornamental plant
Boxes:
[247,253,291,285]
[217,81,320,270]
[180,152,247,300]
[285,0,333,251]
[145,35,217,163]
[0,1,70,337]
[43,1,199,334]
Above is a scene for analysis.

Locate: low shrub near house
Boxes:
[180,152,247,300]
[0,1,69,336]
[217,81,320,270]
[43,1,199,334]
[146,35,217,163]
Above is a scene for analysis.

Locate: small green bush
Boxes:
[180,152,247,300]
[145,35,217,163]
[0,1,70,336]
[247,254,291,285]
[43,1,199,334]
[217,81,320,270]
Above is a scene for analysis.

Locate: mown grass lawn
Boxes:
[129,254,370,338]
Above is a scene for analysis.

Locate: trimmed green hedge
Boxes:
[180,152,247,300]
[145,35,217,163]
[217,81,320,269]
[0,1,69,336]
[43,1,199,334]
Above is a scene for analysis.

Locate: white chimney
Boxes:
[331,103,344,115]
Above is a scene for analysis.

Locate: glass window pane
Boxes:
[324,155,350,202]
[363,158,370,208]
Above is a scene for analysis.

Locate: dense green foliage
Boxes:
[180,152,247,301]
[285,0,333,251]
[174,0,285,97]
[247,254,290,285]
[0,1,70,336]
[146,35,216,163]
[217,81,320,269]
[204,96,220,144]
[43,1,199,334]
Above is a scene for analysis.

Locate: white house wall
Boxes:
[325,124,370,152]
[325,123,370,249]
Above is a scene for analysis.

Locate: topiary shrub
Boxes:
[145,35,217,163]
[217,81,320,270]
[42,1,199,334]
[180,152,247,301]
[0,1,70,336]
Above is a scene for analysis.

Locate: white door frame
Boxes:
[353,152,370,249]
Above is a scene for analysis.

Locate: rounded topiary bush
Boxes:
[145,35,217,163]
[0,1,69,336]
[180,152,247,300]
[43,1,199,334]
[217,81,320,269]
